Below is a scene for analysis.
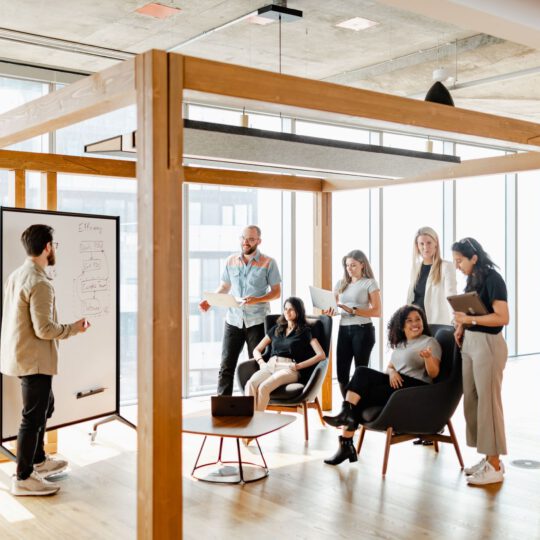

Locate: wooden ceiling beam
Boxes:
[0,149,136,177]
[182,54,540,150]
[0,58,136,148]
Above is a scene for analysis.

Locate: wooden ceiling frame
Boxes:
[2,50,540,540]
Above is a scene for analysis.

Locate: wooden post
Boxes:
[14,169,25,208]
[136,50,183,539]
[313,192,332,410]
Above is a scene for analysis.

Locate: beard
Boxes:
[47,251,56,266]
[242,244,257,255]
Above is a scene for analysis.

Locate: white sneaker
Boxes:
[466,461,505,486]
[11,471,60,496]
[464,457,487,476]
[34,455,68,479]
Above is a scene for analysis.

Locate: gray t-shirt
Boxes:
[390,335,441,384]
[334,277,379,326]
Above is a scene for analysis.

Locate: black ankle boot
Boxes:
[323,401,356,428]
[324,436,358,465]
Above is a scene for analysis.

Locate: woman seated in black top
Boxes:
[246,297,325,412]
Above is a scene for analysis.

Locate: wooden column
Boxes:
[14,169,25,207]
[313,192,333,410]
[136,50,183,539]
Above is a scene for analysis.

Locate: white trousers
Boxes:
[245,357,300,411]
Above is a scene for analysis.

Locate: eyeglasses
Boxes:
[460,238,477,253]
[51,241,59,250]
[239,236,258,243]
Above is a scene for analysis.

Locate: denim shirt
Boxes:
[221,250,281,328]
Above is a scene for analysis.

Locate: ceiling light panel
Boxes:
[136,3,182,19]
[336,17,379,32]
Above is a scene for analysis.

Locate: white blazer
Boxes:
[407,260,457,326]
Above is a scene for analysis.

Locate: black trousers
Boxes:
[346,366,427,421]
[16,374,54,480]
[336,324,375,385]
[217,322,265,395]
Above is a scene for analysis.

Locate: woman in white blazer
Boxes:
[407,226,456,446]
[407,226,457,326]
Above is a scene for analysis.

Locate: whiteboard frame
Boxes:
[0,206,121,444]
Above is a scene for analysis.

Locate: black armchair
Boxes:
[236,314,332,441]
[355,324,464,475]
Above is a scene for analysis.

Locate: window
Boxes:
[187,184,283,396]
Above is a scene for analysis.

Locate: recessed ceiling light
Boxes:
[336,16,379,32]
[136,3,182,20]
[248,15,275,26]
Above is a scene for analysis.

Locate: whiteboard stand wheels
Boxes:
[90,414,136,442]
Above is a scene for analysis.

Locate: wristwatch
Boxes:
[351,307,356,315]
[471,318,477,326]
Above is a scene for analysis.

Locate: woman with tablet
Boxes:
[407,226,457,325]
[452,237,509,486]
[324,250,381,397]
[322,305,441,465]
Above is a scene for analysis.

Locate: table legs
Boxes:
[191,436,269,484]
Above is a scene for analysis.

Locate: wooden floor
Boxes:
[1,354,540,540]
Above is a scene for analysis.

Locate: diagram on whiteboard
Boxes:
[73,239,110,317]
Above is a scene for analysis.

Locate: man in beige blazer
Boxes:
[0,224,89,496]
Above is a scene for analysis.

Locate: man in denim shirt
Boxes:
[199,226,281,395]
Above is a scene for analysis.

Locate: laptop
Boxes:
[211,396,254,417]
[309,285,338,311]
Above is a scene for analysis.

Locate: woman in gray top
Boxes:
[323,305,441,466]
[324,250,381,397]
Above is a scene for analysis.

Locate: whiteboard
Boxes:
[1,208,119,440]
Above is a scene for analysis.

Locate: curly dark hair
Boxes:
[451,237,498,293]
[275,297,308,336]
[387,304,431,348]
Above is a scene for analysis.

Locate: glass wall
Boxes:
[517,170,540,355]
[382,182,444,339]
[187,185,283,395]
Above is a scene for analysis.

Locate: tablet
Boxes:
[309,286,337,311]
[447,292,488,315]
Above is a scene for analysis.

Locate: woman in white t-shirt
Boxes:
[407,227,456,326]
[325,250,381,398]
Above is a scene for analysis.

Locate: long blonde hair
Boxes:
[338,250,375,294]
[411,227,442,286]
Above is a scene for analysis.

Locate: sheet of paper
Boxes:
[203,292,241,308]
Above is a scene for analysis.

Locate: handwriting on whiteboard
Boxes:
[73,236,110,317]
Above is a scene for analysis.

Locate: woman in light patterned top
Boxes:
[322,305,441,466]
[324,250,381,397]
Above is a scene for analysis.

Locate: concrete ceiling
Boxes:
[1,0,540,122]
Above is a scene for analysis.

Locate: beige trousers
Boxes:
[461,330,507,456]
[245,357,300,411]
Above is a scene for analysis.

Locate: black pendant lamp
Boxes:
[425,81,455,106]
